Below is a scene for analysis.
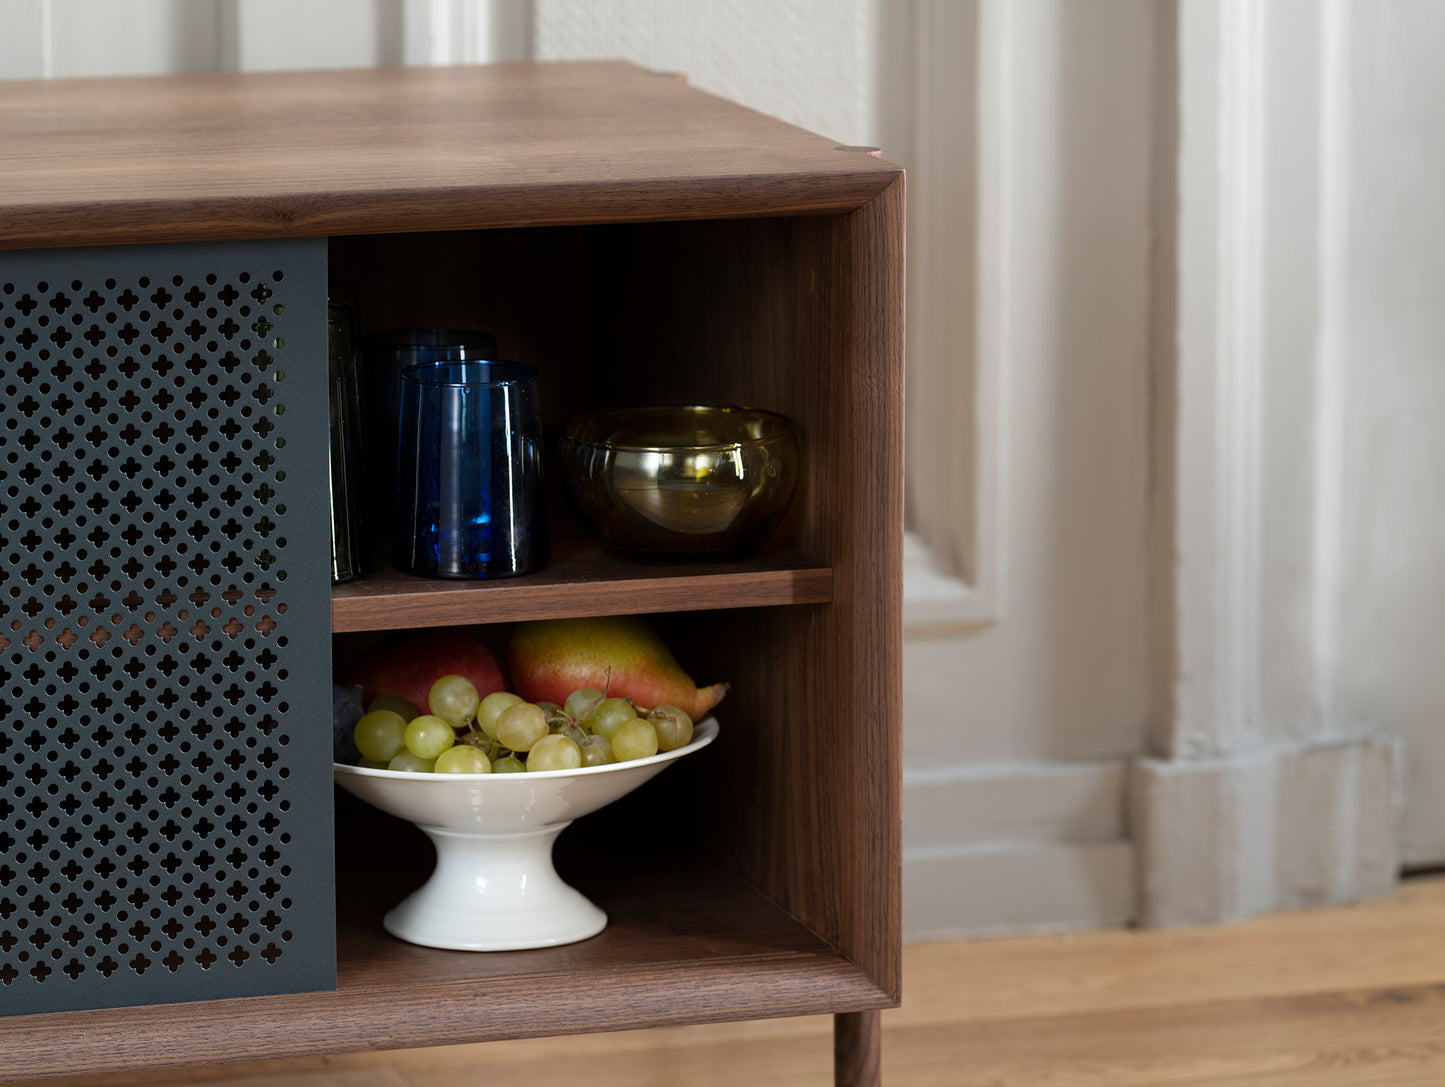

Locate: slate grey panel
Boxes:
[0,239,335,1014]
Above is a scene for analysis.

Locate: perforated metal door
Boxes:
[0,240,335,1015]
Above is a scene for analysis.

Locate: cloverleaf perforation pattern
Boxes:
[0,242,332,1015]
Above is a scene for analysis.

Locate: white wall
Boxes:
[1337,0,1445,867]
[900,0,1152,938]
[0,0,223,77]
[1133,0,1406,927]
[0,0,399,76]
[533,0,879,148]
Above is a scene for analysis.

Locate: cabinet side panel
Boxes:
[679,188,905,1001]
[0,240,335,1014]
[556,195,905,999]
[761,183,904,999]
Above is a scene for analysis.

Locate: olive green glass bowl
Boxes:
[558,406,800,557]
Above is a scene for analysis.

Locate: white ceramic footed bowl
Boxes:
[334,716,718,951]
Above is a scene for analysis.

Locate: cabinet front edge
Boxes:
[0,172,903,252]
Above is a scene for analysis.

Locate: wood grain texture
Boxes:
[331,543,832,630]
[708,180,906,1004]
[15,876,1445,1087]
[331,184,907,1001]
[0,63,899,250]
[834,1010,882,1087]
[0,866,890,1082]
[0,61,906,1087]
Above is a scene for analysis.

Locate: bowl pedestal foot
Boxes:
[383,821,606,951]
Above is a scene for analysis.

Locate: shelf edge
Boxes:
[331,566,834,632]
[0,954,892,1081]
[0,174,901,253]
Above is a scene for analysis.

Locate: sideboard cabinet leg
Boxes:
[834,1010,882,1087]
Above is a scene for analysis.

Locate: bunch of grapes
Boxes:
[351,675,695,775]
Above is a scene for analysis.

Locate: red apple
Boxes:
[341,628,508,717]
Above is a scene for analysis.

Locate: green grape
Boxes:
[588,697,637,741]
[434,745,492,774]
[477,691,525,740]
[468,735,503,761]
[495,702,548,752]
[648,705,694,752]
[564,687,605,723]
[428,674,480,728]
[611,717,659,762]
[404,714,456,760]
[552,720,588,746]
[543,705,576,731]
[526,734,582,772]
[577,734,615,767]
[388,751,436,772]
[355,756,390,770]
[353,709,407,763]
[368,692,420,721]
[493,756,526,773]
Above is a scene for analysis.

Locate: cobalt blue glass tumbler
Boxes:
[393,359,548,579]
[361,328,498,536]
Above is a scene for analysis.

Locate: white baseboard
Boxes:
[904,840,1134,942]
[905,758,1127,848]
[1131,732,1404,927]
[903,758,1135,940]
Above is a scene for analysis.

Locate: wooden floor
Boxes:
[18,874,1445,1087]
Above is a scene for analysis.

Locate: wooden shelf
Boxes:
[331,540,833,631]
[0,867,890,1080]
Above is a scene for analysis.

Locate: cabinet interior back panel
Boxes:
[0,240,335,1015]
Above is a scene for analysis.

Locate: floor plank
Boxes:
[13,875,1445,1087]
[893,874,1445,1026]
